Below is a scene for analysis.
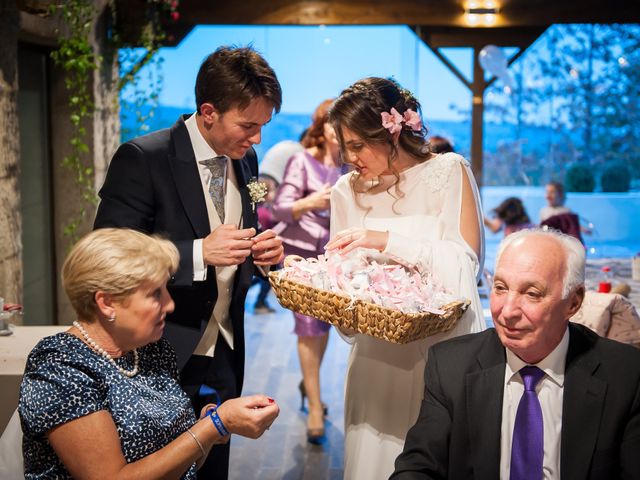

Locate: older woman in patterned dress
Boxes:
[18,228,279,479]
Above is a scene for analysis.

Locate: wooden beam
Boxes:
[416,23,546,188]
[470,47,486,187]
[177,1,463,26]
[417,26,548,48]
[110,0,640,46]
[168,0,640,27]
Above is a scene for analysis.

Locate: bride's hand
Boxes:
[325,228,389,254]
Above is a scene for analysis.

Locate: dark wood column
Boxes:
[471,47,486,186]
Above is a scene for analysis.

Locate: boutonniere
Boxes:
[247,177,268,212]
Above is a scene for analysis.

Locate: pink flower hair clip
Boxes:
[403,109,422,131]
[381,108,422,134]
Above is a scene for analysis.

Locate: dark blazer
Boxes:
[391,324,640,479]
[94,115,259,381]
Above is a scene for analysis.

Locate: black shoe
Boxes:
[307,424,325,444]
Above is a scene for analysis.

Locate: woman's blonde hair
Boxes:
[62,228,179,320]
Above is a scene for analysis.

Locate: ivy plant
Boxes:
[50,0,179,240]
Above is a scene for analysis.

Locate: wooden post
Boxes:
[0,0,23,305]
[471,47,486,187]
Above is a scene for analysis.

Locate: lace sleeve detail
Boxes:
[421,153,469,194]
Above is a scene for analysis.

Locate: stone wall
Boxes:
[0,2,23,307]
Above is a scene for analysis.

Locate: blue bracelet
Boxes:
[207,407,230,437]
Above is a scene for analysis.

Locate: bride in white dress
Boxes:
[325,77,486,480]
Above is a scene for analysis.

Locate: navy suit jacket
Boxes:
[94,115,259,383]
[391,324,640,479]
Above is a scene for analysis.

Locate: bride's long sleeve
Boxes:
[383,156,484,282]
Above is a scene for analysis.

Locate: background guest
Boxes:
[272,98,342,443]
[540,181,571,222]
[428,135,454,154]
[484,196,534,237]
[259,140,305,185]
[539,181,591,242]
[19,229,279,479]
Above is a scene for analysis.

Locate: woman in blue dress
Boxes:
[19,228,279,479]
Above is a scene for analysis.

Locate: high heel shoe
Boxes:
[298,380,329,416]
[306,408,325,445]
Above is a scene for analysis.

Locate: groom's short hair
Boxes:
[195,46,282,115]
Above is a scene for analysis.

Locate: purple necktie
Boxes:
[510,365,545,480]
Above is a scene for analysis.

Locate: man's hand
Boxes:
[251,229,284,266]
[203,224,256,267]
[216,395,280,439]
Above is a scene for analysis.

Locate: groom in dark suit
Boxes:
[94,46,284,478]
[392,229,640,479]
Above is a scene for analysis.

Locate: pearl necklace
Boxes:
[73,321,139,378]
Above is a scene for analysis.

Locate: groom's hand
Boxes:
[251,229,284,266]
[203,224,256,266]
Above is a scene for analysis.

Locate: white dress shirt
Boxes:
[184,113,242,355]
[500,327,569,479]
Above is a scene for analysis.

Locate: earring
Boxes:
[108,313,116,323]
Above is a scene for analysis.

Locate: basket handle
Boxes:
[283,254,305,268]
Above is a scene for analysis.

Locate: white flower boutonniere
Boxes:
[247,177,268,212]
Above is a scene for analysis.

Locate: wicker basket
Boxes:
[269,272,469,344]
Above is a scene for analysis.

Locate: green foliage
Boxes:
[51,0,179,240]
[565,163,595,192]
[601,161,631,192]
[50,0,100,242]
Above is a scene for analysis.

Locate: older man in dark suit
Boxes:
[392,229,640,479]
[94,46,284,479]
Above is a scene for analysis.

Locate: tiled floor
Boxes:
[229,286,350,480]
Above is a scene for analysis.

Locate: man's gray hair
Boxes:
[494,228,585,298]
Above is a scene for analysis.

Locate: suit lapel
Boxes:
[231,156,256,230]
[168,115,210,239]
[232,153,258,286]
[561,324,606,479]
[467,331,506,479]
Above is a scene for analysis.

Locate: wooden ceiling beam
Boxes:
[113,0,640,46]
[414,26,548,49]
[171,0,640,27]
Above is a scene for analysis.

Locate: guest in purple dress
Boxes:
[272,99,342,443]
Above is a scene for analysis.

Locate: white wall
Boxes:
[481,187,640,267]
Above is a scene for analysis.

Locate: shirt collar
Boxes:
[505,326,569,387]
[185,112,226,162]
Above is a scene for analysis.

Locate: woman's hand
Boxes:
[292,184,332,219]
[216,395,279,440]
[304,185,332,212]
[325,228,389,254]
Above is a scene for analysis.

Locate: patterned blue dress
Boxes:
[19,333,198,479]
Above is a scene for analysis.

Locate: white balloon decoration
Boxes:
[479,44,515,93]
